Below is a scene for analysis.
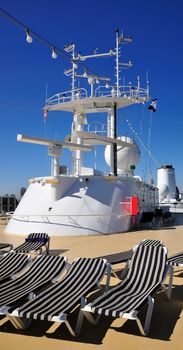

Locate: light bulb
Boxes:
[26,29,33,44]
[51,47,57,59]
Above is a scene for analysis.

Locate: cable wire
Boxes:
[0,7,115,83]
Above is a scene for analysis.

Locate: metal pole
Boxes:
[71,44,75,101]
[115,29,120,97]
[113,103,117,176]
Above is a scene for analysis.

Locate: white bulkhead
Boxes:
[6,175,137,236]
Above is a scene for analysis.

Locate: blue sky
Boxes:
[0,0,183,197]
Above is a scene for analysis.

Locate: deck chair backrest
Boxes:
[126,244,166,283]
[18,257,107,320]
[14,233,50,253]
[0,255,66,307]
[0,253,29,282]
[139,239,163,247]
[26,233,48,241]
[90,245,167,317]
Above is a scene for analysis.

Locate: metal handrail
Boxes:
[95,85,148,98]
[46,88,88,105]
[46,84,148,106]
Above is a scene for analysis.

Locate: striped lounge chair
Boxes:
[0,253,29,282]
[167,251,183,267]
[82,244,168,336]
[13,233,50,254]
[7,257,110,336]
[0,254,67,328]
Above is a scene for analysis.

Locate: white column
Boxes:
[72,113,87,175]
[48,145,62,177]
[110,109,114,174]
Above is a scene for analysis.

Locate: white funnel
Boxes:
[157,165,176,201]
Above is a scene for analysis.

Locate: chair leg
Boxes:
[8,315,32,330]
[83,310,101,326]
[105,263,112,291]
[75,296,101,335]
[119,262,129,280]
[46,238,50,255]
[136,295,154,336]
[74,297,87,335]
[161,264,173,300]
[75,309,85,335]
[143,295,154,335]
[167,265,173,300]
[65,320,78,336]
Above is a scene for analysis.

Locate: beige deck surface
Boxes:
[0,222,183,350]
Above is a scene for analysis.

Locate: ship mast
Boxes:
[65,29,133,176]
[64,39,116,175]
[44,30,150,177]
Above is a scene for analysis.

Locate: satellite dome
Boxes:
[104,136,140,174]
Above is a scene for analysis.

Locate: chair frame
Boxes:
[4,258,111,336]
[81,245,172,336]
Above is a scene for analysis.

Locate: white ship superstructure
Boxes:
[6,30,159,236]
[157,165,183,224]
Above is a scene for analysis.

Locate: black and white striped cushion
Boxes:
[98,239,163,265]
[14,233,49,253]
[167,252,183,266]
[140,239,162,247]
[18,258,107,321]
[89,245,167,318]
[0,255,66,306]
[0,253,29,282]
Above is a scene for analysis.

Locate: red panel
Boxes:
[131,196,139,215]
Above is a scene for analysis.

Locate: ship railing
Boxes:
[95,85,148,99]
[46,88,88,106]
[46,84,148,106]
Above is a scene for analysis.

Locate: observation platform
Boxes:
[45,85,149,114]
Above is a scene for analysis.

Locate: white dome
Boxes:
[104,136,140,173]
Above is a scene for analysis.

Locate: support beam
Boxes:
[17,134,93,152]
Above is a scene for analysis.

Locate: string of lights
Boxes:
[0,8,71,58]
[0,7,111,79]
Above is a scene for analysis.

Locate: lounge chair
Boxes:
[6,257,110,336]
[0,254,67,321]
[13,233,50,255]
[0,253,29,282]
[82,244,169,336]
